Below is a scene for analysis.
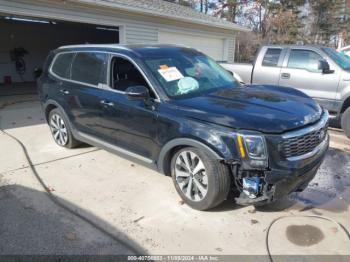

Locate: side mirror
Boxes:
[125,85,149,100]
[318,60,334,74]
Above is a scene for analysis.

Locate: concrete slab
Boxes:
[268,216,350,255]
[0,99,97,173]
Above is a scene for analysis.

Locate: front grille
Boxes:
[281,124,328,159]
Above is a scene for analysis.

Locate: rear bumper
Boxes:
[235,134,329,205]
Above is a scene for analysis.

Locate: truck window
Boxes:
[71,52,108,86]
[262,48,281,67]
[287,50,323,72]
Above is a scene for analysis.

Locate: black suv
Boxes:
[38,44,329,210]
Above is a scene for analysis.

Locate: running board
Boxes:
[74,131,158,170]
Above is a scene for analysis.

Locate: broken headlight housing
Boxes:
[236,133,268,168]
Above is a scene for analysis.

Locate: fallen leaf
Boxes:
[251,219,259,224]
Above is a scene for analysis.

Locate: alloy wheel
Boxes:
[175,150,208,201]
[50,114,68,146]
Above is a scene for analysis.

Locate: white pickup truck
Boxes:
[221,45,350,137]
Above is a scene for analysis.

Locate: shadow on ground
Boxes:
[0,183,146,255]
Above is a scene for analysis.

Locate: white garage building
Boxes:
[0,0,248,87]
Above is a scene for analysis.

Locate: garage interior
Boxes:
[0,15,119,96]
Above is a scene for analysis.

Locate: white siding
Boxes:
[158,29,225,61]
[125,23,158,44]
[227,36,235,63]
[0,0,237,61]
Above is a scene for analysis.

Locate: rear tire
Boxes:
[48,108,80,148]
[171,147,231,210]
[341,107,350,138]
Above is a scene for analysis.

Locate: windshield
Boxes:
[322,47,350,70]
[142,48,239,98]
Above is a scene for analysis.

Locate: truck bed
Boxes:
[220,63,253,84]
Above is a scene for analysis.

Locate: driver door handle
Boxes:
[100,100,114,107]
[281,72,291,79]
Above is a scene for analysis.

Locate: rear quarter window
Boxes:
[262,48,282,67]
[71,52,108,86]
[51,53,75,79]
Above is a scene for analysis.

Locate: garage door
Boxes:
[158,30,225,61]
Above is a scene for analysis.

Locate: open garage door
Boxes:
[158,30,225,62]
[0,15,119,93]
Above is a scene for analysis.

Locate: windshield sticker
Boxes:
[177,77,199,95]
[158,67,184,82]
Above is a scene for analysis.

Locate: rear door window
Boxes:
[71,52,108,86]
[51,53,74,79]
[288,49,323,72]
[262,48,282,67]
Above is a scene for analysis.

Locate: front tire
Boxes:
[171,147,231,210]
[48,108,80,148]
[341,107,350,138]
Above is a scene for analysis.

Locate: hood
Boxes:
[172,85,323,133]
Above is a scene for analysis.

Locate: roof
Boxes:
[57,44,209,58]
[57,43,194,53]
[75,0,249,32]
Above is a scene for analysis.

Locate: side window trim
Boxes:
[107,53,160,101]
[49,51,109,89]
[49,50,160,102]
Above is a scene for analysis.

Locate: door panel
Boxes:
[99,89,159,160]
[252,48,283,85]
[278,49,340,111]
[278,68,339,100]
[66,83,110,139]
[66,51,110,137]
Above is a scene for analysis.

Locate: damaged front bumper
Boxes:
[234,133,329,206]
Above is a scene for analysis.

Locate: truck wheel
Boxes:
[48,108,80,148]
[341,107,350,138]
[171,147,231,210]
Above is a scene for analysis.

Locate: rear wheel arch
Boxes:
[157,138,223,176]
[44,100,68,122]
[45,103,57,122]
[341,96,350,114]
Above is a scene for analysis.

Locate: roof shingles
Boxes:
[78,0,248,31]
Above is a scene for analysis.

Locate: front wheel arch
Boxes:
[157,138,223,176]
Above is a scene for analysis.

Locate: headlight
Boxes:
[244,135,267,159]
[236,134,268,168]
